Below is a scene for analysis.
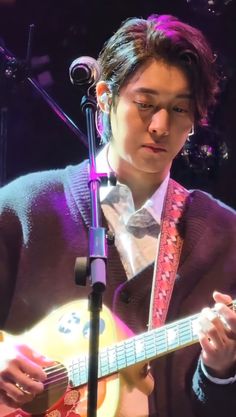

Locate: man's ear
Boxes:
[96,81,112,114]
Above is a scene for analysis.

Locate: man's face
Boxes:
[109,59,194,179]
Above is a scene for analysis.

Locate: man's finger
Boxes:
[213,291,232,305]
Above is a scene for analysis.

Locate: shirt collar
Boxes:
[96,143,169,226]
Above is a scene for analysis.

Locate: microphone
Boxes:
[69,56,101,86]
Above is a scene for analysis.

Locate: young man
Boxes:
[0,14,236,417]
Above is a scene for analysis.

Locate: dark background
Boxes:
[0,0,235,207]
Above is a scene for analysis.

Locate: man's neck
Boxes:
[108,155,169,210]
[106,144,171,209]
[119,172,165,210]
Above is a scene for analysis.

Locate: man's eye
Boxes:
[135,102,153,110]
[173,106,188,114]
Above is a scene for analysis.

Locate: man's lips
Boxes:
[141,144,167,153]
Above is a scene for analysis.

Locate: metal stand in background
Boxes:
[0,24,88,187]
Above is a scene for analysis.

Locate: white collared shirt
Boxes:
[96,144,169,279]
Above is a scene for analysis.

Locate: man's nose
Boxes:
[148,108,170,137]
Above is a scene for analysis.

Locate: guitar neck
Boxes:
[68,299,236,388]
[68,311,200,387]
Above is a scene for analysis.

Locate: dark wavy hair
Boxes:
[97,14,219,143]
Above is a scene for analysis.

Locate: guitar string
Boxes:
[30,301,236,395]
[46,321,197,382]
[41,317,199,392]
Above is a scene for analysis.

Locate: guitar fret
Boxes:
[154,327,167,355]
[69,355,88,386]
[180,319,192,345]
[99,349,110,376]
[100,346,119,376]
[179,323,191,345]
[124,339,136,367]
[190,316,200,341]
[134,334,146,361]
[166,323,180,350]
[144,332,157,358]
[107,346,118,373]
[116,343,126,369]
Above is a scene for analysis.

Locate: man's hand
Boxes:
[198,291,236,378]
[0,343,53,409]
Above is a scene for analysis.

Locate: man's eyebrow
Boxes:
[133,87,193,99]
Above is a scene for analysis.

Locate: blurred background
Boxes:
[0,0,235,207]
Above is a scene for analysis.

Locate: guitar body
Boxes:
[0,300,150,417]
[2,297,234,417]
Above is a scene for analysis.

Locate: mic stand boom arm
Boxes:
[0,44,88,148]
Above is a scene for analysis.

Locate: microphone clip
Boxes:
[81,94,97,113]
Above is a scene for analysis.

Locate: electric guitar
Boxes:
[0,299,235,417]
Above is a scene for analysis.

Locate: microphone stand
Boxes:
[74,92,112,417]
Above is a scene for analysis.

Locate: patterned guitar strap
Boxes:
[149,178,189,330]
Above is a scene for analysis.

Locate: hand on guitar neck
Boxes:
[198,291,236,379]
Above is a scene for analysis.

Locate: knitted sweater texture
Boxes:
[0,160,236,417]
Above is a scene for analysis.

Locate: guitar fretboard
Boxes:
[68,312,200,387]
